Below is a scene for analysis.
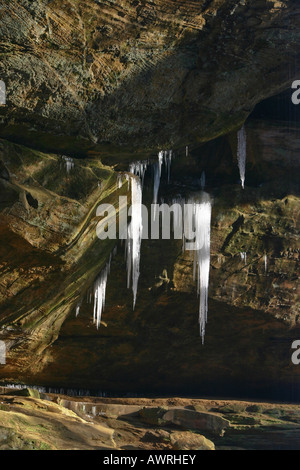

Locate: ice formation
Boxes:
[240,252,247,264]
[153,151,164,205]
[116,174,123,189]
[129,160,149,187]
[62,155,74,173]
[126,176,143,309]
[93,255,112,328]
[237,125,247,189]
[163,150,173,184]
[125,173,130,190]
[264,254,268,273]
[153,150,173,207]
[171,192,212,343]
[190,193,212,343]
[75,302,81,317]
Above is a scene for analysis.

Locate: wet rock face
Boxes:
[0,117,298,399]
[0,138,119,382]
[0,0,299,154]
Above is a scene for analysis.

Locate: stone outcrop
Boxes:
[0,0,299,154]
[170,431,215,451]
[163,409,230,437]
[2,390,300,450]
[0,393,115,450]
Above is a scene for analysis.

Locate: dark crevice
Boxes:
[26,193,38,209]
[221,215,245,254]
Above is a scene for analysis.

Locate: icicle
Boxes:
[153,151,164,205]
[237,125,246,189]
[180,193,212,343]
[116,174,123,189]
[129,160,149,187]
[126,176,143,309]
[93,256,112,329]
[190,193,212,343]
[165,150,172,184]
[152,150,173,205]
[125,174,130,190]
[62,155,74,174]
[264,254,268,273]
[240,252,247,264]
[75,301,81,317]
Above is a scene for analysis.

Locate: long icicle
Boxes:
[93,257,111,329]
[194,193,212,343]
[126,176,143,309]
[153,151,164,205]
[237,125,247,189]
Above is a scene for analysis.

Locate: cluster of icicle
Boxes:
[237,125,246,189]
[75,247,117,328]
[78,150,213,343]
[77,172,144,326]
[62,155,74,174]
[125,151,175,307]
[172,192,212,343]
[93,256,112,329]
[129,160,149,187]
[1,383,110,397]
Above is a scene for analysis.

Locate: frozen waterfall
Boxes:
[237,125,247,189]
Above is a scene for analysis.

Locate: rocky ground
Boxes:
[1,387,300,450]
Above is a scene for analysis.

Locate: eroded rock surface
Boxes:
[0,115,298,398]
[1,389,300,450]
[0,0,299,153]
